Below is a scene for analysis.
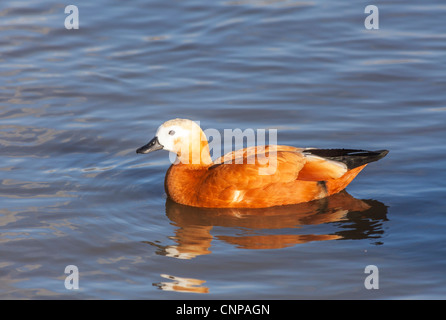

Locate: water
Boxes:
[1,0,445,299]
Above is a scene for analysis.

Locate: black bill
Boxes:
[136,136,164,154]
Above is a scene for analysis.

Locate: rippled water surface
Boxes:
[1,0,445,299]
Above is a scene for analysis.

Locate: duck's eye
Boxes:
[168,130,175,136]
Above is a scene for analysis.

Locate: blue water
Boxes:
[0,0,445,299]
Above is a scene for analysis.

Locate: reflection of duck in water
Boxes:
[153,274,209,294]
[144,191,388,259]
[137,119,388,208]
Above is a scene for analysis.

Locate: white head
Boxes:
[136,119,212,165]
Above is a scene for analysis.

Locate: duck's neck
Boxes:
[175,139,213,168]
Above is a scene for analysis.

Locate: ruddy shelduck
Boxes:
[137,119,388,208]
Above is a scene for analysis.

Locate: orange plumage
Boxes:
[137,119,388,208]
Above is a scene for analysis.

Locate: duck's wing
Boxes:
[207,145,306,190]
[213,145,302,165]
[298,148,389,181]
[210,145,359,184]
[298,152,348,181]
[212,146,388,183]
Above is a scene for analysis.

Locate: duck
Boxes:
[136,118,388,208]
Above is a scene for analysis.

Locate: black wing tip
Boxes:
[303,148,389,157]
[375,149,389,158]
[365,149,389,163]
